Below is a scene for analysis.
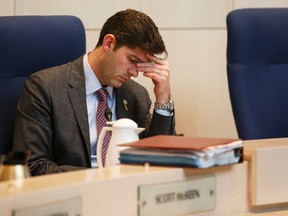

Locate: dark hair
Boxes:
[96,9,168,59]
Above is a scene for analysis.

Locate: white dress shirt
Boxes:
[83,53,116,168]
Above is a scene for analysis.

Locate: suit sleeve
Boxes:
[148,110,176,136]
[118,80,176,138]
[139,84,176,137]
[13,71,89,176]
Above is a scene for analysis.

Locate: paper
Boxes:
[119,135,243,168]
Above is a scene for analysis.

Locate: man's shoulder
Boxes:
[28,57,84,83]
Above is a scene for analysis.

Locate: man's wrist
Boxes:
[154,100,174,112]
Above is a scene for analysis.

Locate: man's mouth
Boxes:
[118,76,129,83]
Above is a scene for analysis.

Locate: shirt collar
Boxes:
[83,52,113,98]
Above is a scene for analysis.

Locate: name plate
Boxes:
[138,174,215,216]
[13,196,81,216]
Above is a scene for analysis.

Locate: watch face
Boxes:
[169,100,174,110]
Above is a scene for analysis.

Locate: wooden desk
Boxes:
[2,137,288,215]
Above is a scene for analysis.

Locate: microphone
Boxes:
[104,108,113,126]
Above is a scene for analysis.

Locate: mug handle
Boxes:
[96,127,111,168]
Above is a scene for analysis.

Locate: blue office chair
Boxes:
[0,16,86,154]
[227,8,288,140]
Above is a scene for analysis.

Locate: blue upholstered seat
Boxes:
[0,15,86,154]
[227,8,288,140]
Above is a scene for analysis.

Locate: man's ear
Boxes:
[103,34,116,52]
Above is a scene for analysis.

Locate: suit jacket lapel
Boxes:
[67,56,91,154]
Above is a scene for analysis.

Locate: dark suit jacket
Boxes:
[13,56,175,175]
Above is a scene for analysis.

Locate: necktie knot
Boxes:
[96,88,108,102]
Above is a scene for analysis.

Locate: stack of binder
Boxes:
[119,135,243,168]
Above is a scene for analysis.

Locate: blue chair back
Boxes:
[0,16,86,154]
[227,8,288,140]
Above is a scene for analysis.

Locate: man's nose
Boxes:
[128,69,138,77]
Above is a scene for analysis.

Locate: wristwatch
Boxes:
[154,100,174,112]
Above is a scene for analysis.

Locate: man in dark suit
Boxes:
[13,9,176,176]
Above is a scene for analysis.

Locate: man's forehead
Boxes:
[130,48,151,62]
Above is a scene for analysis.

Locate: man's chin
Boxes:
[110,80,124,88]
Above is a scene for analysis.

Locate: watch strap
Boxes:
[154,100,174,111]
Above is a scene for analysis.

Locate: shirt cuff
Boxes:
[155,108,173,116]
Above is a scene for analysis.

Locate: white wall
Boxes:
[1,0,288,138]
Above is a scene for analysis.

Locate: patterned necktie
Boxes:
[95,88,111,167]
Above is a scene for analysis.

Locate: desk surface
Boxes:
[0,163,249,216]
[0,157,286,216]
[0,165,181,197]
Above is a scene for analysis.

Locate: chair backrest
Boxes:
[0,16,86,154]
[227,8,288,140]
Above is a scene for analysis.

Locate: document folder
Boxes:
[119,135,243,168]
